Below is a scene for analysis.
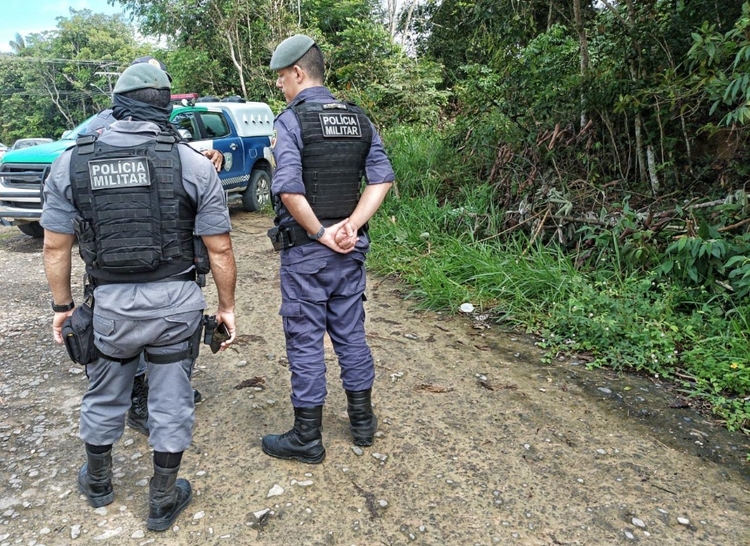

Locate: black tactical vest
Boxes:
[291,100,373,220]
[69,133,196,283]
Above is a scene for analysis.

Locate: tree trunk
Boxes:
[646,145,660,195]
[226,29,248,99]
[402,0,417,48]
[572,0,589,129]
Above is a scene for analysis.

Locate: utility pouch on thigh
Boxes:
[62,299,97,365]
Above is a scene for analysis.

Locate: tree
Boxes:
[114,0,283,99]
[8,33,26,54]
[0,9,140,144]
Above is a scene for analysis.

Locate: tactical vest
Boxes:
[290,100,372,221]
[69,133,196,283]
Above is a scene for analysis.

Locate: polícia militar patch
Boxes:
[88,157,151,190]
[318,112,361,138]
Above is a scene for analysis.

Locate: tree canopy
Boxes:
[2,0,750,197]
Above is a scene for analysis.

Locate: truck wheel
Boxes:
[242,169,271,212]
[17,222,44,238]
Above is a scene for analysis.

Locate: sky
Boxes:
[0,0,124,53]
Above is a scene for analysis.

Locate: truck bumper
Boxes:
[0,166,47,221]
[0,187,43,221]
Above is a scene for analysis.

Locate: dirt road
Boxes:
[1,208,749,546]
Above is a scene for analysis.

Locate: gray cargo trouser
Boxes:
[79,310,202,453]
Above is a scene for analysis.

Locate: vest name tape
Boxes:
[318,112,361,138]
[88,157,151,190]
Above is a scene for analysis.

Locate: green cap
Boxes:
[113,62,171,94]
[270,34,315,70]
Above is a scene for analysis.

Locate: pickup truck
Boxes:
[0,100,275,237]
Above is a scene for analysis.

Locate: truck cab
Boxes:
[170,100,275,213]
[0,116,96,237]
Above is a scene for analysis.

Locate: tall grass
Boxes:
[382,125,445,199]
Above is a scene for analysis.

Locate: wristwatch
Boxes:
[51,300,75,312]
[308,226,325,240]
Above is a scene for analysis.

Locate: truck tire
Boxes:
[242,169,271,212]
[17,221,44,238]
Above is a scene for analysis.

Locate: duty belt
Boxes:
[267,220,367,252]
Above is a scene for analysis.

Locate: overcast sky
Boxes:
[0,0,124,53]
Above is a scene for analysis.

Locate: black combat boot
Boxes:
[147,463,192,532]
[346,389,378,446]
[77,447,114,508]
[127,373,149,435]
[261,406,326,464]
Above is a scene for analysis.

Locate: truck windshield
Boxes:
[61,115,97,140]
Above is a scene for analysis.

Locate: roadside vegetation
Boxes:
[370,125,750,434]
[0,0,748,433]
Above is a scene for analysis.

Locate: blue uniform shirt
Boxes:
[271,87,394,263]
[271,87,394,215]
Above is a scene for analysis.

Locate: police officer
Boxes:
[262,35,394,464]
[41,62,237,531]
[85,56,222,437]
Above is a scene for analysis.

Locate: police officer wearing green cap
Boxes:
[41,61,237,531]
[84,57,220,438]
[263,35,395,463]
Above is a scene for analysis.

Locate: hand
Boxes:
[322,219,358,254]
[202,149,224,172]
[52,309,74,344]
[333,219,358,250]
[214,309,236,351]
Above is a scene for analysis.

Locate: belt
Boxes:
[92,271,197,286]
[269,221,368,251]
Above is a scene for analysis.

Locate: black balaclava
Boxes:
[111,93,173,129]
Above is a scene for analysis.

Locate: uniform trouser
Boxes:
[280,251,374,407]
[79,311,202,453]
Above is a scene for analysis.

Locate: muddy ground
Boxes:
[1,207,749,546]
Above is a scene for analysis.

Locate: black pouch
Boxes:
[61,300,97,365]
[267,225,284,251]
[210,322,230,354]
[73,214,98,267]
[193,236,210,287]
[267,225,297,252]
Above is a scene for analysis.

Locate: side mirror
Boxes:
[178,129,193,141]
[61,130,71,139]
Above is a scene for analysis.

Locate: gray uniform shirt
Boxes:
[41,120,231,320]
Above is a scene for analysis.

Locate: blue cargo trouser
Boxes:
[280,250,375,407]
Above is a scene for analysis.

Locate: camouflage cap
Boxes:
[113,62,171,94]
[269,34,315,70]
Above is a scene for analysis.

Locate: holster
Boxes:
[267,224,299,252]
[193,236,210,287]
[61,285,97,365]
